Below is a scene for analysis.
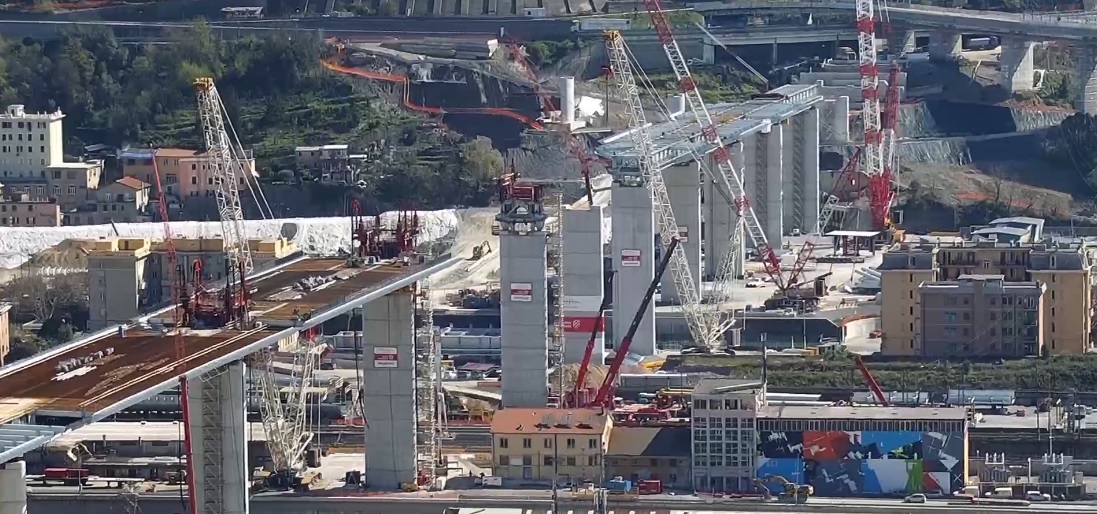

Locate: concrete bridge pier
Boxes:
[928,31,962,61]
[703,140,745,280]
[887,29,916,56]
[0,460,26,514]
[362,289,417,490]
[1000,39,1038,93]
[1075,46,1097,114]
[187,361,249,514]
[764,122,785,245]
[661,162,702,305]
[611,179,656,355]
[560,205,606,364]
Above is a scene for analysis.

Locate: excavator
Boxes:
[753,476,812,503]
[471,241,492,260]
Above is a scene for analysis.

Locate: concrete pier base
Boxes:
[1001,39,1037,93]
[188,361,249,514]
[928,31,962,61]
[499,230,549,406]
[362,290,417,490]
[1076,46,1097,114]
[0,461,26,514]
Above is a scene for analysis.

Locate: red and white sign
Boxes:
[510,282,533,302]
[677,226,689,243]
[562,295,602,312]
[621,249,642,267]
[373,347,398,368]
[563,316,605,334]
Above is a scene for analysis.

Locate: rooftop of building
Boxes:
[296,144,349,152]
[121,148,203,159]
[692,378,764,396]
[489,408,609,435]
[919,274,1044,292]
[46,421,271,448]
[594,84,823,166]
[112,177,150,190]
[880,239,1090,271]
[757,405,968,421]
[607,426,691,457]
[1,104,63,120]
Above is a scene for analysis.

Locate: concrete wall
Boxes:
[561,206,606,364]
[362,290,416,489]
[661,163,702,305]
[610,183,656,356]
[499,231,549,407]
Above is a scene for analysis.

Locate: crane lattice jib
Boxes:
[605,31,720,349]
[639,0,781,284]
[856,0,886,229]
[193,77,253,280]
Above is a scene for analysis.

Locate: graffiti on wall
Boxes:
[755,431,964,497]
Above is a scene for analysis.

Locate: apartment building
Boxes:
[605,426,691,489]
[121,147,255,198]
[0,104,102,210]
[879,237,1092,357]
[87,238,152,330]
[490,408,611,483]
[0,192,62,227]
[68,177,152,226]
[919,275,1044,358]
[295,144,349,171]
[144,237,298,306]
[689,378,764,493]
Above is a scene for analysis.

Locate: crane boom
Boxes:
[592,237,679,407]
[854,355,889,406]
[193,77,253,283]
[150,151,199,514]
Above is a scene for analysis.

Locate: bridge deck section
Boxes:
[0,327,273,425]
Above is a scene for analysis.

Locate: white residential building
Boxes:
[690,378,765,493]
[0,104,65,179]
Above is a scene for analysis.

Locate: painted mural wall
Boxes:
[755,430,965,497]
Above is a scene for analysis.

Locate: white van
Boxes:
[1025,491,1050,502]
[987,487,1012,498]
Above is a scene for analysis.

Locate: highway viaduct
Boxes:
[0,253,465,514]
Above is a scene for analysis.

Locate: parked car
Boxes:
[904,494,927,504]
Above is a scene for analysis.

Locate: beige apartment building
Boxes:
[0,104,103,210]
[87,238,152,330]
[121,147,255,198]
[68,177,152,226]
[880,239,1093,357]
[0,192,62,227]
[144,237,297,305]
[490,408,612,483]
[919,275,1044,358]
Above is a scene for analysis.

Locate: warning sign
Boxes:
[677,226,689,243]
[510,282,533,302]
[621,249,642,267]
[563,316,605,334]
[373,347,398,368]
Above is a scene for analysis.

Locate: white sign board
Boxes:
[373,347,398,368]
[621,249,642,267]
[562,295,602,313]
[510,282,533,302]
[677,226,689,243]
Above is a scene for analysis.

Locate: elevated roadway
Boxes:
[0,253,464,464]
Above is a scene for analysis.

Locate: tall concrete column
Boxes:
[703,42,715,65]
[562,205,606,365]
[499,231,549,406]
[362,290,416,489]
[188,361,249,514]
[0,461,26,514]
[1075,46,1097,114]
[888,29,916,55]
[764,124,785,246]
[1000,39,1037,93]
[801,108,821,233]
[928,31,962,61]
[611,181,656,356]
[703,142,742,279]
[749,132,767,246]
[782,118,801,233]
[661,162,701,305]
[831,96,850,144]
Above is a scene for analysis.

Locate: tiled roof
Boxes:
[490,408,609,435]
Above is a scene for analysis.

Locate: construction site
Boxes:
[0,0,952,511]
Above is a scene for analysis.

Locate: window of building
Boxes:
[522,455,532,466]
[543,455,553,466]
[544,438,552,449]
[522,438,531,449]
[499,438,508,448]
[588,438,598,449]
[566,456,576,466]
[962,312,970,321]
[566,438,575,449]
[944,312,957,323]
[498,455,507,466]
[588,455,598,466]
[693,442,705,455]
[946,297,957,306]
[67,186,76,196]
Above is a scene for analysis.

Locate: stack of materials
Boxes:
[383,38,500,60]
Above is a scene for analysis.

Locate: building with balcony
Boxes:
[0,192,61,227]
[919,275,1044,358]
[121,147,255,199]
[879,233,1093,357]
[489,407,611,483]
[689,378,764,493]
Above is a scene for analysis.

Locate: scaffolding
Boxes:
[548,190,565,401]
[415,244,447,488]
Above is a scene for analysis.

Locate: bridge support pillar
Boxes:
[499,226,550,405]
[928,31,962,61]
[801,107,821,233]
[0,460,26,514]
[703,140,744,280]
[187,361,249,514]
[561,205,606,364]
[1001,39,1037,93]
[610,181,656,356]
[764,122,785,245]
[1075,46,1097,114]
[661,163,702,306]
[888,29,916,56]
[362,289,416,490]
[703,42,715,66]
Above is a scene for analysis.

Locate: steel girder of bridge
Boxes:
[0,255,463,465]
